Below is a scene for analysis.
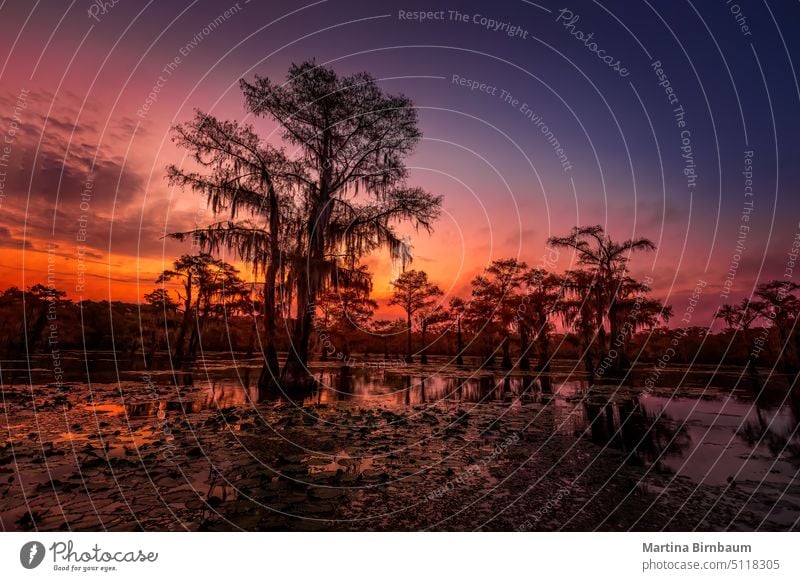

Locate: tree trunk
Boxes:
[501,334,512,370]
[190,326,200,361]
[188,295,210,362]
[483,345,496,367]
[621,333,632,370]
[777,322,795,373]
[259,278,280,385]
[582,330,595,377]
[187,326,198,362]
[245,318,256,358]
[420,323,428,364]
[595,286,608,356]
[282,180,330,389]
[146,326,158,369]
[342,320,352,361]
[455,320,464,366]
[608,295,621,371]
[173,274,192,365]
[743,326,758,372]
[519,323,530,371]
[405,310,413,363]
[619,333,631,372]
[259,187,282,390]
[537,325,551,372]
[282,273,316,389]
[26,305,48,354]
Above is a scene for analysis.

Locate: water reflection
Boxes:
[303,368,584,406]
[97,365,800,489]
[578,396,690,468]
[108,380,263,418]
[305,368,799,487]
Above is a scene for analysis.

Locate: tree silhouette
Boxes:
[614,277,672,368]
[559,269,602,376]
[315,267,377,360]
[519,268,564,372]
[156,253,243,365]
[718,299,764,366]
[415,304,449,364]
[186,260,248,361]
[167,110,300,389]
[241,61,442,387]
[549,225,655,369]
[755,280,800,371]
[371,318,405,359]
[389,270,443,362]
[447,297,469,365]
[23,284,69,354]
[468,258,527,369]
[143,288,178,366]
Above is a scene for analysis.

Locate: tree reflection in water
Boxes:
[114,366,800,489]
[582,397,690,469]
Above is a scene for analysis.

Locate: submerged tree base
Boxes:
[256,363,281,391]
[279,359,319,393]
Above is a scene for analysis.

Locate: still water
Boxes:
[3,353,800,530]
[103,363,800,489]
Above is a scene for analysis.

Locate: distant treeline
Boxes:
[2,252,797,376]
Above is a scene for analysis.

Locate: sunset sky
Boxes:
[1,0,799,324]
